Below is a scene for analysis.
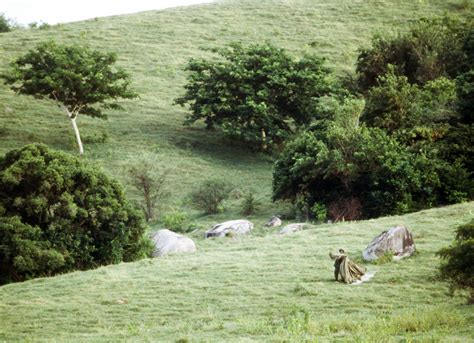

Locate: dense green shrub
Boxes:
[190,178,233,214]
[356,17,472,91]
[361,68,472,178]
[311,203,328,223]
[355,17,474,181]
[272,96,471,220]
[272,16,473,219]
[0,216,64,284]
[356,15,473,188]
[457,69,474,125]
[0,144,152,284]
[273,125,413,219]
[175,42,333,150]
[438,219,474,303]
[362,67,457,138]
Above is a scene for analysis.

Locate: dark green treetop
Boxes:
[175,42,334,150]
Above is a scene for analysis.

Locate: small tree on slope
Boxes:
[2,41,136,154]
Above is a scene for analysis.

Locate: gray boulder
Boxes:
[363,225,416,261]
[205,220,253,238]
[279,223,305,235]
[150,229,197,257]
[265,216,282,227]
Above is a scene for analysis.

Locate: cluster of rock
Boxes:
[264,216,311,235]
[149,215,416,264]
[149,219,255,257]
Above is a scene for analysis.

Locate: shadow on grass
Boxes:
[172,126,275,166]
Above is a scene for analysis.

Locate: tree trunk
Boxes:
[62,107,84,155]
[70,117,84,155]
[261,128,267,151]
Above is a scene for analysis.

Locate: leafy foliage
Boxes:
[356,16,473,91]
[175,42,333,149]
[272,96,471,220]
[271,16,470,220]
[3,40,136,118]
[0,216,65,284]
[362,67,457,137]
[0,144,152,284]
[457,69,474,125]
[355,16,474,176]
[162,211,191,233]
[438,219,474,303]
[357,18,474,179]
[311,202,327,223]
[1,41,136,153]
[189,178,233,214]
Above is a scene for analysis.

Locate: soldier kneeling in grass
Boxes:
[329,249,366,284]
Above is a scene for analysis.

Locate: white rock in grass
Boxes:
[363,225,416,261]
[150,229,196,257]
[279,223,305,235]
[265,216,282,227]
[205,220,253,238]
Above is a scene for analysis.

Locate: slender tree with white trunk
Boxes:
[2,41,136,154]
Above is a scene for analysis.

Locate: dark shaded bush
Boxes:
[447,69,474,174]
[457,69,474,125]
[273,124,418,219]
[0,144,152,284]
[272,16,473,221]
[438,219,474,303]
[272,97,471,220]
[327,198,362,222]
[0,217,64,284]
[356,16,473,91]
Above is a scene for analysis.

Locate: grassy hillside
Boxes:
[0,0,471,217]
[1,1,473,340]
[1,202,473,341]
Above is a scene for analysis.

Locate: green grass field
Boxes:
[1,203,473,341]
[1,0,473,341]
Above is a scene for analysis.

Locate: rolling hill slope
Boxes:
[0,0,470,215]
